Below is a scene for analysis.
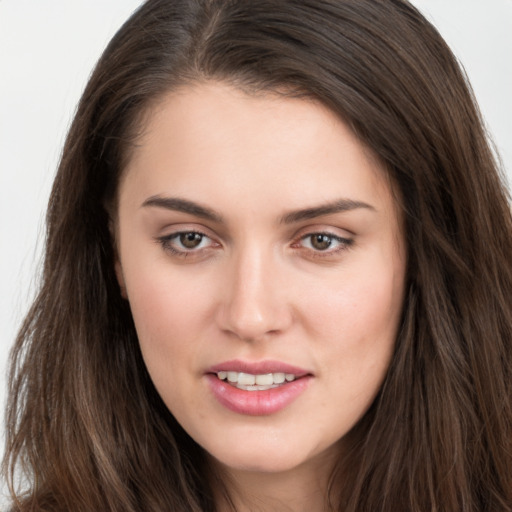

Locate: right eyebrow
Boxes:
[141,196,223,223]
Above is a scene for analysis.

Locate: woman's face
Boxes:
[115,83,406,476]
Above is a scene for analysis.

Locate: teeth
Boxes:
[255,373,273,386]
[238,373,256,386]
[216,371,297,389]
[273,373,286,384]
[236,384,279,391]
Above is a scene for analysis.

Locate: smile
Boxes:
[216,371,297,391]
[206,360,312,415]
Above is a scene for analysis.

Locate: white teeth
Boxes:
[273,373,286,384]
[238,373,256,386]
[255,373,274,386]
[216,371,297,389]
[227,371,238,383]
[236,384,279,391]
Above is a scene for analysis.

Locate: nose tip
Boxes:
[222,296,280,341]
[216,252,292,342]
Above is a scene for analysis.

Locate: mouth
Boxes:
[205,360,313,415]
[215,371,299,391]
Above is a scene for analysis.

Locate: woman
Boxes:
[3,0,512,510]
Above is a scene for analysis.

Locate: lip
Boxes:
[205,359,313,416]
[207,359,311,377]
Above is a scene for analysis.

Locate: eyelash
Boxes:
[156,230,354,259]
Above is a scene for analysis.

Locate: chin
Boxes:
[202,431,327,475]
[214,449,308,474]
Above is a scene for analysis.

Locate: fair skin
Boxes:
[115,82,406,511]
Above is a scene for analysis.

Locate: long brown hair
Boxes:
[4,0,512,510]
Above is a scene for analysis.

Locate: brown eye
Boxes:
[157,230,218,258]
[179,232,204,249]
[296,232,353,255]
[310,234,333,251]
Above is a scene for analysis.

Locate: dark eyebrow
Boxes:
[280,198,375,224]
[141,196,223,223]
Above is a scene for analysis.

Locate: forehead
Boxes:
[120,82,398,220]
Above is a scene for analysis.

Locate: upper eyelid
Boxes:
[157,223,217,239]
[291,224,355,241]
[160,228,210,238]
[299,229,351,238]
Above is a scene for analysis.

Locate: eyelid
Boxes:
[291,224,354,242]
[155,221,221,242]
[292,220,355,234]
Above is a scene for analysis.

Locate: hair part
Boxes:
[4,1,512,510]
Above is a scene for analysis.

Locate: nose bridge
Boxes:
[218,240,289,340]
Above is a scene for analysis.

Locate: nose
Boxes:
[216,244,292,342]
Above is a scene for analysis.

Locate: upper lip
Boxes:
[206,359,311,377]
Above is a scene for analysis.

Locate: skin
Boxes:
[115,82,406,511]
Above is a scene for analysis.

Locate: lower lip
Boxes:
[205,374,312,416]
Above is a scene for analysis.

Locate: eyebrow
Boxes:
[141,196,223,223]
[280,198,375,224]
[141,195,374,225]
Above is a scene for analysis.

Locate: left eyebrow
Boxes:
[280,198,375,224]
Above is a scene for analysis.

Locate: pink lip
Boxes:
[205,359,313,416]
[207,359,310,377]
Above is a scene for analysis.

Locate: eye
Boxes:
[177,232,206,249]
[305,233,337,251]
[296,232,353,254]
[157,230,216,256]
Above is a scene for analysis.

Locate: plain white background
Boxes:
[1,0,511,502]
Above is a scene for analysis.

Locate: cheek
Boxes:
[305,252,404,403]
[122,263,215,369]
[307,270,403,430]
[308,267,403,345]
[123,268,215,417]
